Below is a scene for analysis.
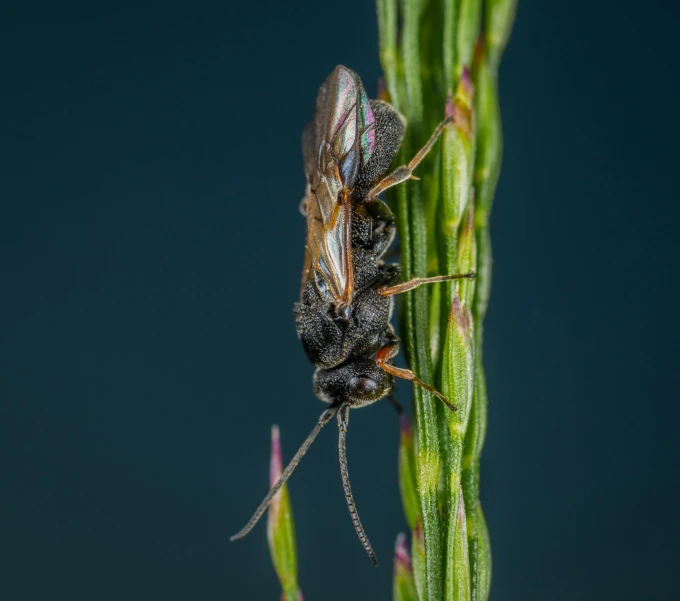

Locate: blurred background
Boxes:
[1,1,678,600]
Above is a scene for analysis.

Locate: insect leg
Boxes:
[230,404,339,542]
[337,403,378,566]
[366,115,453,199]
[378,272,476,297]
[376,332,457,412]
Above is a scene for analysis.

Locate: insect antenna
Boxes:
[230,404,339,542]
[388,394,405,415]
[337,403,378,566]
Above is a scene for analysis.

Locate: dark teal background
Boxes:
[1,1,678,600]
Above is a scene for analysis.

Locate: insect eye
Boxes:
[348,375,379,397]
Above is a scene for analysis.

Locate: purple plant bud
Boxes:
[270,424,283,488]
[395,532,412,572]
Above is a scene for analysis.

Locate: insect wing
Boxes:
[300,66,377,303]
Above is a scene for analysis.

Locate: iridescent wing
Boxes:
[300,66,377,303]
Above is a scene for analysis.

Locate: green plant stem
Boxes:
[377,0,402,109]
[399,1,446,599]
[394,533,420,601]
[267,426,303,601]
[377,1,516,599]
[456,0,482,79]
[485,0,518,73]
[442,0,457,88]
[442,297,474,601]
[399,415,420,530]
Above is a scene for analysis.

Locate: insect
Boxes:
[230,66,474,565]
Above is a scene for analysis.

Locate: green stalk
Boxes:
[412,519,427,601]
[462,3,516,594]
[437,71,476,601]
[387,1,445,599]
[442,0,457,88]
[462,40,499,600]
[399,415,421,531]
[456,0,483,79]
[442,296,474,601]
[450,490,472,600]
[394,533,420,601]
[267,426,303,601]
[377,0,403,109]
[485,0,518,73]
[377,1,516,600]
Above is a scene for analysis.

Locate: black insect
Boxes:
[231,66,474,565]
